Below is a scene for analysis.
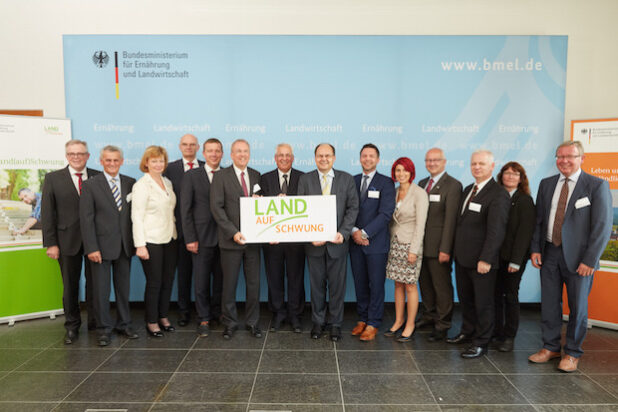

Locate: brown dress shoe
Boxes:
[351,321,367,336]
[558,355,579,372]
[360,325,378,341]
[528,348,561,363]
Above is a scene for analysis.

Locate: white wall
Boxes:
[1,0,617,138]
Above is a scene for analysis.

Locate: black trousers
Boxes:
[192,245,223,323]
[140,240,178,324]
[306,252,347,328]
[418,257,454,331]
[220,245,261,329]
[494,259,525,339]
[57,251,95,332]
[176,236,194,316]
[455,262,497,347]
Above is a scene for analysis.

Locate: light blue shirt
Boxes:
[103,171,121,197]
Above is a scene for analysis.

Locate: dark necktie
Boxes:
[463,184,478,213]
[426,178,434,193]
[281,174,289,194]
[552,178,569,246]
[360,175,369,200]
[75,172,83,195]
[240,171,249,197]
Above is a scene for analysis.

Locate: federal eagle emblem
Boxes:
[92,51,109,68]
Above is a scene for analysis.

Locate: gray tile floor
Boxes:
[0,304,617,411]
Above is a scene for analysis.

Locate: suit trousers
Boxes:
[418,257,454,331]
[494,259,525,338]
[349,248,387,328]
[91,248,132,334]
[306,252,347,327]
[541,242,594,358]
[176,235,194,316]
[58,252,95,332]
[140,240,178,324]
[455,262,497,347]
[263,243,306,322]
[192,245,223,323]
[220,246,261,328]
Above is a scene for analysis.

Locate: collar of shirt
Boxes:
[103,172,121,193]
[508,188,517,197]
[205,164,220,174]
[232,164,250,189]
[428,170,446,185]
[559,168,582,184]
[473,176,493,193]
[68,165,87,179]
[183,157,197,171]
[319,169,335,181]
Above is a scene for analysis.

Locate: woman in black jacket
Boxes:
[494,162,535,352]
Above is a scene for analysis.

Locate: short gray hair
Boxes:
[556,140,584,156]
[100,145,123,159]
[471,149,494,163]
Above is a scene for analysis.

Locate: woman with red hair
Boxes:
[384,157,429,341]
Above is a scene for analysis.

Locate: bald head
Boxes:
[424,147,446,177]
[179,134,199,161]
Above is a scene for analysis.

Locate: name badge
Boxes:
[429,194,441,202]
[368,190,380,199]
[253,183,261,193]
[469,202,481,212]
[575,196,591,209]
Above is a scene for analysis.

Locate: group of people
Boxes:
[40,135,612,373]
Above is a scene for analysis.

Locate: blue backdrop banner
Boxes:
[63,35,567,302]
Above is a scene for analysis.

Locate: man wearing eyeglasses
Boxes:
[528,140,612,372]
[41,140,100,344]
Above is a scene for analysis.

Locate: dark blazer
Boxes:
[41,166,101,256]
[180,167,218,248]
[454,178,510,268]
[164,158,205,238]
[259,168,303,196]
[418,172,462,258]
[350,172,395,255]
[530,171,612,272]
[297,169,359,258]
[210,165,261,250]
[500,189,535,266]
[80,173,135,260]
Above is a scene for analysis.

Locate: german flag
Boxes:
[115,51,119,99]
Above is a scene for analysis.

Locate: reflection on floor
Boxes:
[0,304,616,411]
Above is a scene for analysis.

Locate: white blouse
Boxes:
[131,173,177,247]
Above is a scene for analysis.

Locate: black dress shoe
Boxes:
[223,325,237,340]
[178,313,190,327]
[270,317,282,332]
[197,322,210,337]
[415,318,434,330]
[64,330,78,345]
[397,329,416,342]
[446,333,471,344]
[461,345,487,359]
[246,325,262,338]
[310,324,324,339]
[427,329,446,342]
[384,326,404,338]
[98,334,111,346]
[158,322,176,332]
[330,326,342,342]
[146,326,164,337]
[291,319,302,334]
[498,337,514,352]
[115,327,139,339]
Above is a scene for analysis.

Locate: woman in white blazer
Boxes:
[384,157,429,342]
[132,146,178,337]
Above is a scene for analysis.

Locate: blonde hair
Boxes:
[139,146,168,173]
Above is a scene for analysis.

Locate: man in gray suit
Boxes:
[210,139,262,340]
[80,146,137,346]
[417,148,462,342]
[298,143,359,341]
[529,140,612,372]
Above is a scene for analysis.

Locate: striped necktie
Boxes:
[111,177,122,211]
[322,174,331,195]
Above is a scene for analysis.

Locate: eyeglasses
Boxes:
[556,155,581,160]
[503,171,520,177]
[66,152,88,157]
[425,158,444,163]
[316,154,333,159]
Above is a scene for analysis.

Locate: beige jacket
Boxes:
[389,183,429,254]
[131,173,177,247]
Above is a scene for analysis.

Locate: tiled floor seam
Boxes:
[333,339,347,412]
[407,345,441,410]
[245,316,273,412]
[484,350,537,409]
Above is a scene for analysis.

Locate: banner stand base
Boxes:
[562,314,618,331]
[1,309,64,326]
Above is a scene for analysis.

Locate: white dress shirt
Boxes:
[232,164,250,194]
[68,165,88,194]
[182,157,198,172]
[546,168,581,242]
[205,164,220,183]
[319,169,335,195]
[461,177,492,214]
[131,173,177,247]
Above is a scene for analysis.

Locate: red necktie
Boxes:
[76,173,83,194]
[240,171,249,197]
[187,162,194,170]
[426,178,434,193]
[463,184,478,213]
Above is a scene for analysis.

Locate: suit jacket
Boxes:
[500,189,535,266]
[131,174,177,247]
[390,183,429,255]
[259,168,303,196]
[181,167,218,248]
[530,171,612,272]
[350,172,396,255]
[80,173,135,260]
[210,165,261,250]
[41,166,101,256]
[453,178,510,269]
[297,168,359,258]
[164,158,205,239]
[418,172,462,258]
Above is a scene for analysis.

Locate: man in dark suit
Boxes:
[180,138,224,337]
[80,145,137,346]
[529,140,612,372]
[210,139,263,339]
[448,149,509,358]
[41,139,100,344]
[417,148,462,342]
[349,143,395,341]
[297,143,359,342]
[260,143,306,333]
[164,134,204,326]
